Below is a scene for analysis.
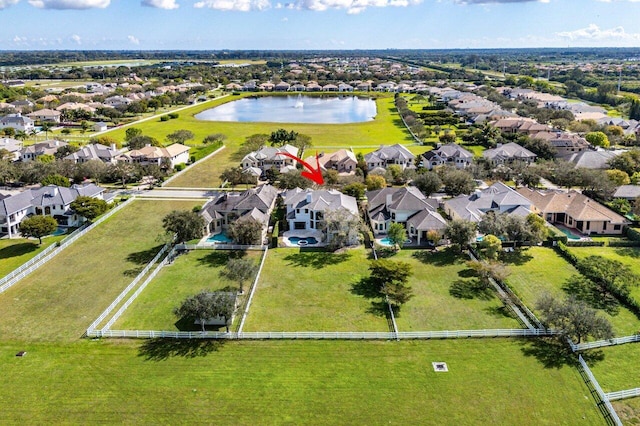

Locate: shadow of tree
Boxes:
[196,251,234,268]
[138,338,225,361]
[520,337,605,369]
[351,277,381,299]
[614,247,640,258]
[457,268,476,278]
[126,244,165,265]
[283,250,351,269]
[366,300,390,317]
[562,275,621,316]
[449,279,494,300]
[411,248,462,266]
[484,305,517,320]
[0,242,40,259]
[499,249,533,266]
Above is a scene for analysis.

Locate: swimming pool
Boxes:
[206,232,233,244]
[288,237,319,246]
[378,237,412,246]
[51,227,67,236]
[559,227,582,240]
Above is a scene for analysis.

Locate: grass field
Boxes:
[114,249,262,331]
[0,339,604,425]
[569,245,640,306]
[0,199,200,342]
[392,249,522,331]
[613,397,640,425]
[503,247,640,336]
[588,343,640,392]
[243,247,390,332]
[0,235,65,277]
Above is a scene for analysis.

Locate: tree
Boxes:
[89,135,121,149]
[162,210,205,243]
[227,218,263,245]
[19,215,57,244]
[173,290,236,332]
[41,174,70,187]
[128,135,160,150]
[630,99,640,121]
[384,164,404,185]
[342,182,366,200]
[365,175,386,191]
[585,131,610,148]
[609,198,631,215]
[221,257,258,294]
[124,127,142,142]
[536,294,613,343]
[412,172,442,196]
[276,170,312,190]
[606,169,631,186]
[445,219,477,252]
[479,234,502,260]
[54,144,80,160]
[203,133,226,145]
[368,259,414,308]
[323,208,361,251]
[107,162,140,188]
[219,167,255,186]
[387,222,407,250]
[269,128,298,146]
[525,213,549,245]
[439,167,475,196]
[80,120,90,134]
[70,196,108,221]
[166,129,195,145]
[466,259,510,288]
[40,122,52,139]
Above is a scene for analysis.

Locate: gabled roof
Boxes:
[444,182,532,223]
[483,142,536,161]
[406,209,448,231]
[284,188,358,216]
[65,143,119,162]
[0,184,104,217]
[200,185,277,224]
[242,144,298,164]
[427,143,473,160]
[364,144,415,163]
[564,150,616,169]
[367,187,437,218]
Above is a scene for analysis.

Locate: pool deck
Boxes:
[282,230,325,248]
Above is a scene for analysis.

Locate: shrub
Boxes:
[168,113,179,119]
[174,163,185,172]
[160,115,169,122]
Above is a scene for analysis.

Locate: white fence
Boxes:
[0,198,133,295]
[370,244,399,338]
[578,355,623,426]
[176,243,266,251]
[237,246,269,333]
[87,328,550,340]
[571,334,640,351]
[605,388,640,402]
[86,243,170,333]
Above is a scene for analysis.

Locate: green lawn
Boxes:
[243,247,389,332]
[392,249,522,331]
[569,245,640,306]
[114,249,262,331]
[587,344,640,393]
[613,397,640,425]
[0,199,200,342]
[503,247,640,336]
[0,235,65,278]
[0,339,604,425]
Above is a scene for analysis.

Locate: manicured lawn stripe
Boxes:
[0,339,604,425]
[0,235,65,278]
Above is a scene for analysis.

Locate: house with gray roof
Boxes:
[482,142,537,165]
[20,139,68,162]
[64,143,120,164]
[0,113,34,133]
[0,183,105,238]
[564,150,617,169]
[283,188,359,245]
[420,144,473,170]
[200,185,278,242]
[366,187,447,245]
[364,144,415,171]
[613,185,640,202]
[241,144,299,176]
[443,182,532,223]
[0,137,23,161]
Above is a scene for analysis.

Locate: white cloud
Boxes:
[141,0,179,9]
[454,0,548,3]
[0,0,19,9]
[127,35,140,45]
[13,35,27,43]
[70,34,81,44]
[28,0,110,9]
[557,24,640,42]
[195,0,421,12]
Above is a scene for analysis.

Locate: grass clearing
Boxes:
[392,249,522,331]
[587,343,640,392]
[114,249,262,331]
[0,339,604,424]
[243,247,389,332]
[613,397,640,425]
[0,235,65,277]
[503,247,640,336]
[0,199,200,342]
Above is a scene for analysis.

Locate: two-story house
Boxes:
[122,143,190,169]
[20,140,68,162]
[364,144,416,171]
[443,182,532,222]
[0,114,35,133]
[482,142,537,165]
[304,149,358,175]
[241,144,299,176]
[420,144,474,170]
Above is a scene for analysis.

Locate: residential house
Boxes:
[274,82,291,92]
[444,182,532,222]
[0,183,105,238]
[27,109,61,123]
[364,144,416,171]
[123,143,190,169]
[338,83,354,92]
[103,96,132,108]
[564,150,617,169]
[93,122,108,132]
[420,144,473,170]
[200,184,278,241]
[366,187,447,245]
[530,131,589,158]
[9,99,34,112]
[283,188,359,244]
[0,114,35,133]
[482,142,537,165]
[241,144,299,175]
[517,187,628,235]
[64,143,120,164]
[304,149,357,175]
[0,137,23,161]
[613,185,640,202]
[20,139,68,162]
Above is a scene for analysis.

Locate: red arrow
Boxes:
[279,151,324,185]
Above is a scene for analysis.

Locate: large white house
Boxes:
[122,143,190,168]
[364,144,416,171]
[241,144,299,176]
[420,144,473,170]
[0,184,105,239]
[0,114,35,133]
[443,182,532,222]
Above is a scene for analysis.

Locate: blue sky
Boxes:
[2,0,640,50]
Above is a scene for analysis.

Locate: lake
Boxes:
[195,95,377,124]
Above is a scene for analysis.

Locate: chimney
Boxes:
[386,193,393,206]
[110,143,117,151]
[474,189,482,199]
[306,192,313,203]
[145,143,151,148]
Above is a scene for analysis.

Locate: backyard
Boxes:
[0,235,65,278]
[113,249,263,331]
[503,247,640,336]
[0,339,604,425]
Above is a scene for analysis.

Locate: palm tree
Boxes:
[40,122,52,140]
[15,130,27,141]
